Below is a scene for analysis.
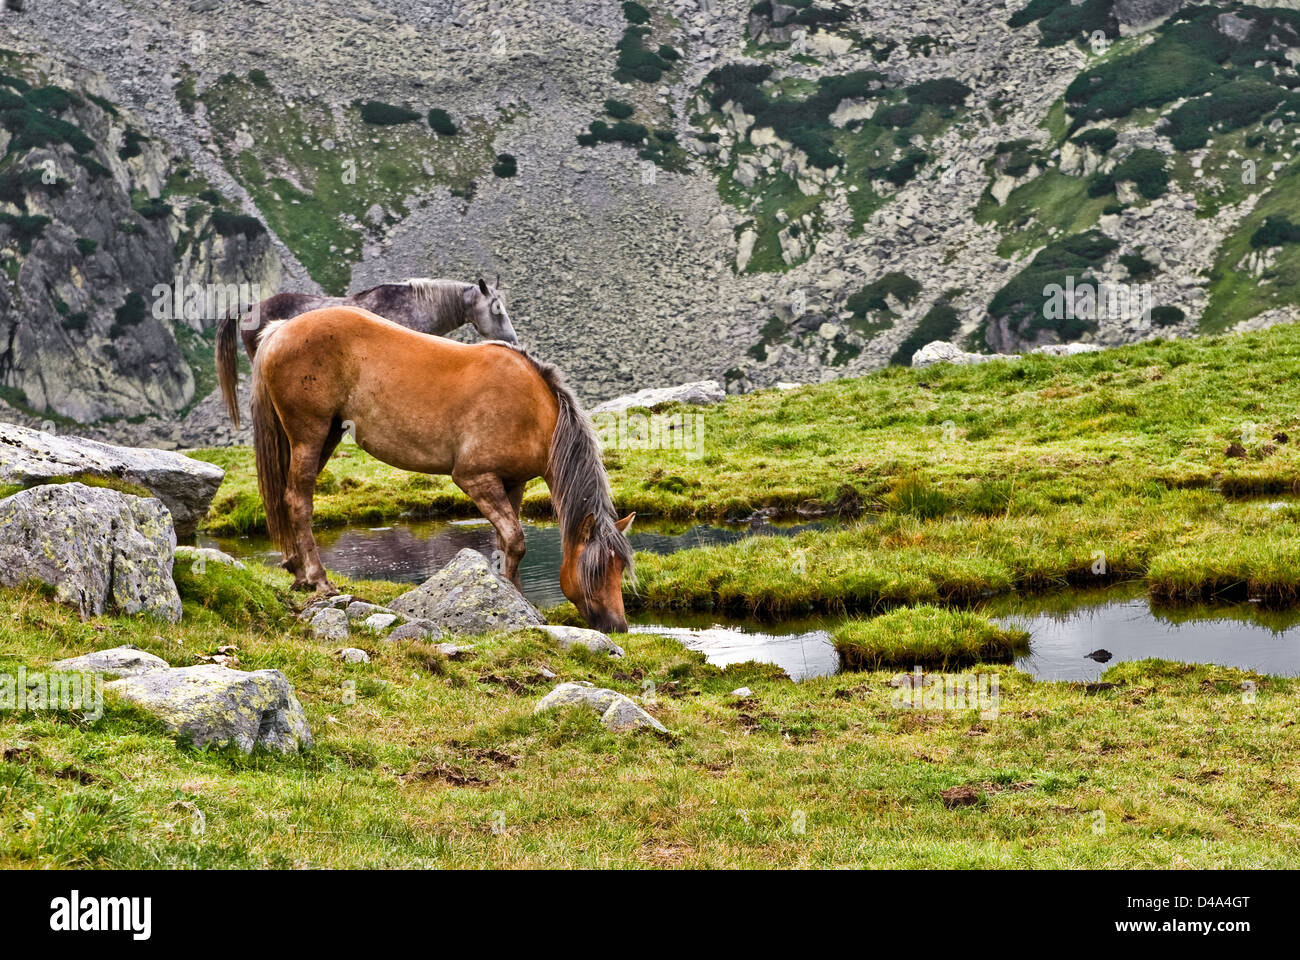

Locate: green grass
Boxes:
[2,566,1296,868]
[833,607,1030,670]
[197,322,1300,613]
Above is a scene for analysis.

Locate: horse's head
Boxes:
[463,277,518,344]
[560,512,635,633]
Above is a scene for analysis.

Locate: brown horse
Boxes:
[217,277,518,428]
[250,306,635,632]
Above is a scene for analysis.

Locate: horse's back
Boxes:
[257,306,556,475]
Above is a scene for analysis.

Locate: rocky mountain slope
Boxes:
[5,0,1300,445]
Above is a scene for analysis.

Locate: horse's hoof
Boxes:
[290,578,313,592]
[313,582,340,598]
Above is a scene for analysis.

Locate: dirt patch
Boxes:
[447,742,520,768]
[942,780,1035,809]
[53,766,97,785]
[940,785,981,808]
[2,742,33,763]
[401,763,491,787]
[640,840,693,867]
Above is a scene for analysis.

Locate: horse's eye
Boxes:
[491,302,503,315]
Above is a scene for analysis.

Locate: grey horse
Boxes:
[216,277,518,427]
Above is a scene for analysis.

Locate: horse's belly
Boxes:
[357,436,454,476]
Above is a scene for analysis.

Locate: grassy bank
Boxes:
[833,607,1029,671]
[194,323,1300,609]
[2,563,1297,868]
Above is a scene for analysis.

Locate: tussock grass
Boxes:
[833,607,1029,671]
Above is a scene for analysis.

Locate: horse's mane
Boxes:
[403,277,469,306]
[507,345,636,594]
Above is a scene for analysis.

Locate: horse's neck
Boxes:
[410,282,470,335]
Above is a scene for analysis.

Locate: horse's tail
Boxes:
[216,311,243,428]
[250,351,292,555]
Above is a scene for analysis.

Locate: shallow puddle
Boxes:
[205,523,1300,682]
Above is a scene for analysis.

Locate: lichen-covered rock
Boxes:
[337,647,371,663]
[532,624,625,657]
[310,607,349,641]
[0,482,182,622]
[386,618,444,643]
[0,423,224,538]
[389,548,544,635]
[175,545,245,571]
[108,664,312,753]
[534,681,666,733]
[50,645,170,678]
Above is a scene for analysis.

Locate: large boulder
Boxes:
[107,663,312,753]
[589,380,725,415]
[0,423,224,537]
[0,483,182,622]
[49,645,312,753]
[389,548,544,635]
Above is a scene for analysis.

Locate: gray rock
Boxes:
[175,545,245,571]
[0,423,224,538]
[298,594,355,621]
[533,624,625,657]
[345,601,378,621]
[588,380,725,415]
[49,645,170,678]
[911,341,1020,368]
[389,548,544,635]
[310,607,350,641]
[534,681,667,733]
[1114,0,1186,29]
[107,664,312,753]
[338,647,371,663]
[386,618,444,643]
[0,483,182,622]
[362,612,400,632]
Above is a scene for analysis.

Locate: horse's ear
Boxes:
[615,512,636,534]
[478,277,490,296]
[578,513,595,543]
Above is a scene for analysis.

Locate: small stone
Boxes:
[362,612,399,632]
[386,619,444,643]
[731,686,753,698]
[311,607,349,641]
[534,682,666,733]
[345,601,377,621]
[337,647,370,663]
[533,624,625,657]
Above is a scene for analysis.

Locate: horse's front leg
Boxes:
[454,472,526,588]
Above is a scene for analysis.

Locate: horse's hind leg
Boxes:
[454,472,526,588]
[284,428,338,595]
[280,421,345,584]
